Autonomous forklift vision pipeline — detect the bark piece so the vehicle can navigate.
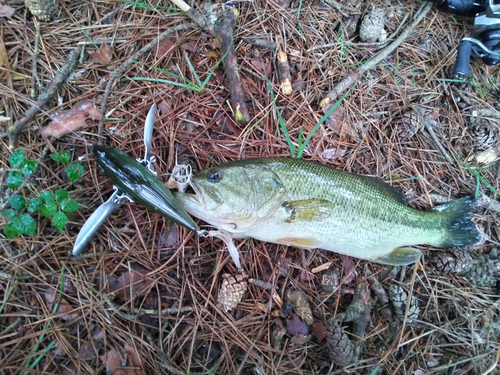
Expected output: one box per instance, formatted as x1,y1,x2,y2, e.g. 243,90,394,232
214,8,250,124
276,49,292,95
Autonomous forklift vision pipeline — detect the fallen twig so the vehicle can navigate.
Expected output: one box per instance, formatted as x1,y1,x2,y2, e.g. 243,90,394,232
323,0,357,18
321,2,433,108
31,21,42,98
424,120,455,165
168,0,214,35
97,23,195,143
215,8,250,124
276,49,292,95
8,45,83,149
366,268,389,304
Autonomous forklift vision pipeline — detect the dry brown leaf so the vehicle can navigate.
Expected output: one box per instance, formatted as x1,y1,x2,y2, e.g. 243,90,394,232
91,44,113,65
41,100,100,139
107,270,154,300
44,288,79,322
205,50,221,60
153,37,175,58
100,346,143,375
312,322,327,343
325,106,346,136
249,59,272,76
100,349,122,372
124,343,144,374
0,3,15,18
180,40,197,52
341,255,356,285
286,313,309,336
75,341,100,361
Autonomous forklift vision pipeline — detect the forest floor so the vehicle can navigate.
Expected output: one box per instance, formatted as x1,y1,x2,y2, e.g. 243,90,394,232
1,0,500,374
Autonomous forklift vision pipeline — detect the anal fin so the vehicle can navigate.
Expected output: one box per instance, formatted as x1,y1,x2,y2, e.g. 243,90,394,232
372,247,422,266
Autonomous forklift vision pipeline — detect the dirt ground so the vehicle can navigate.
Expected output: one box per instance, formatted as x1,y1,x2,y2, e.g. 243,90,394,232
1,0,500,374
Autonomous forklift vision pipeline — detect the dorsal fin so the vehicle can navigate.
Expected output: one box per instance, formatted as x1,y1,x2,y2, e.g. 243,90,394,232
364,176,407,204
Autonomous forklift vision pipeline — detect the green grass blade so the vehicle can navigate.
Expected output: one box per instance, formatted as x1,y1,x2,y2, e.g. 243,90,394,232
462,163,500,197
28,339,57,370
201,41,232,89
264,72,296,156
71,19,98,49
242,104,275,137
133,62,197,85
297,92,349,158
119,0,178,11
184,54,202,87
122,77,201,92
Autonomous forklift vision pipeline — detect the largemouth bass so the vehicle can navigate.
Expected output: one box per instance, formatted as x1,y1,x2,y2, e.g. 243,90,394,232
174,158,480,268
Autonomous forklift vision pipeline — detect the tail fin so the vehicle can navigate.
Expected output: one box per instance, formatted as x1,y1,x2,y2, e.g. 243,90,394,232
433,196,481,247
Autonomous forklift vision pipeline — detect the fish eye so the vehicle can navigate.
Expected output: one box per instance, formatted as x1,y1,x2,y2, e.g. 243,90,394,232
207,169,221,183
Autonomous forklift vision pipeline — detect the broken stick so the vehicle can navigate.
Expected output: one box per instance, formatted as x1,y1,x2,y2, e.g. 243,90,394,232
8,44,83,149
215,8,250,124
276,49,292,95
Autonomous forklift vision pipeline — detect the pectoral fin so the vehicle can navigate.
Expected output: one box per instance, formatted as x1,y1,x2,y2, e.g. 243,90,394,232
372,247,422,266
282,199,333,223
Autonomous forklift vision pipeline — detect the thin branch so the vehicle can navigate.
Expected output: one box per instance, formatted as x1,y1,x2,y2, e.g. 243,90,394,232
168,0,214,35
424,120,455,165
8,45,83,148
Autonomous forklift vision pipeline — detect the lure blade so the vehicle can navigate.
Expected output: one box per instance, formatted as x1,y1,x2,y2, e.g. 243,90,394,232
143,103,156,168
73,190,122,255
92,145,200,232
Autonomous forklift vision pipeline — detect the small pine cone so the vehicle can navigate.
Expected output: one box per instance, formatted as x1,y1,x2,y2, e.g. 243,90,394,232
359,6,385,43
325,320,354,367
25,0,58,21
321,269,341,292
467,117,497,151
430,250,474,274
389,285,419,323
286,289,313,325
396,109,425,139
217,271,248,312
464,251,500,287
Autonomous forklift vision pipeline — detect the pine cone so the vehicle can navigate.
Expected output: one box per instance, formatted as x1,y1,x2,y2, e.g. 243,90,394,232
217,271,248,312
467,116,497,151
389,285,419,323
325,320,354,367
25,0,58,21
430,250,473,274
359,6,385,43
286,289,313,325
321,269,341,292
464,249,500,287
396,109,426,139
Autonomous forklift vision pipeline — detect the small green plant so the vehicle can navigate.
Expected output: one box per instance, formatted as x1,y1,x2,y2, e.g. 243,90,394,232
126,51,227,93
3,150,84,238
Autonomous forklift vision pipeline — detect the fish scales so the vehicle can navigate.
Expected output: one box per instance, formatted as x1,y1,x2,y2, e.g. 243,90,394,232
242,158,444,260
